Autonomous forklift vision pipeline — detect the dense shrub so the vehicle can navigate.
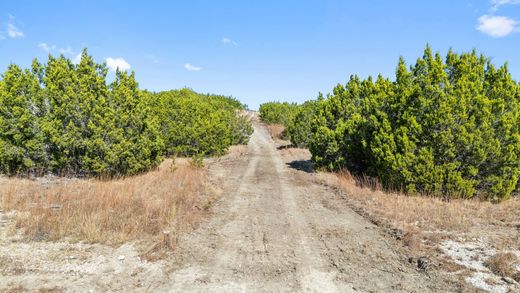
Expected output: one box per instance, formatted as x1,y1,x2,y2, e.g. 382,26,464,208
0,63,47,174
154,89,252,156
0,50,252,177
0,50,164,176
259,100,315,145
308,46,519,200
285,99,318,147
259,101,298,125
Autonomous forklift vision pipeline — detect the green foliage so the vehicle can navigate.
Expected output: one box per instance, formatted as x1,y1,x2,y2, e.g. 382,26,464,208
259,101,298,125
0,50,251,177
258,100,315,144
285,99,318,147
190,153,205,168
0,64,47,174
33,50,164,176
303,46,519,200
154,89,252,157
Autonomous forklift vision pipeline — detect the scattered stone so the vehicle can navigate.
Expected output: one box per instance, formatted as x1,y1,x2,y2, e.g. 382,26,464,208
50,204,62,210
502,277,515,284
118,255,125,261
417,257,430,271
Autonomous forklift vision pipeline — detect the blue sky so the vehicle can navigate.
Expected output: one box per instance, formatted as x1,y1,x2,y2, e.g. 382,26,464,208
0,1,519,109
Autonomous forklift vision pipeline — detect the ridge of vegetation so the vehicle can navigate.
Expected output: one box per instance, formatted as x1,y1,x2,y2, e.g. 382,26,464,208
260,45,520,200
0,49,252,177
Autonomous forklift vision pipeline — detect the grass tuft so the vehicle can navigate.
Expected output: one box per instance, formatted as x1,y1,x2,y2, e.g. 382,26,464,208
266,124,286,141
0,159,212,246
484,253,520,281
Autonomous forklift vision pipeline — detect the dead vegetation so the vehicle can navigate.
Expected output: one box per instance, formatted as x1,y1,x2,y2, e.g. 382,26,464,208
266,124,285,141
317,170,520,247
2,284,63,293
315,168,520,289
0,159,215,247
484,253,520,282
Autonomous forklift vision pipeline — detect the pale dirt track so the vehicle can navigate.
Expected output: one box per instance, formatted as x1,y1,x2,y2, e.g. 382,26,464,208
0,122,461,292
156,122,458,292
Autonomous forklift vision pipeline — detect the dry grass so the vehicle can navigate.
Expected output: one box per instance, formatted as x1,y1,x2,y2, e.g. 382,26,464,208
266,124,285,141
484,253,520,281
316,169,520,289
3,285,26,293
0,159,214,246
319,170,520,249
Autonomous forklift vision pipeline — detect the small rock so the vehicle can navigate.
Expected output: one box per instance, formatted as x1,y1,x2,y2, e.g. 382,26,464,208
502,277,515,284
69,255,76,260
417,257,430,271
118,255,125,261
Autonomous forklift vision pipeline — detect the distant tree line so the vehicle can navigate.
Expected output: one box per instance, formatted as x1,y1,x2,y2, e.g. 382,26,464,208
0,49,252,177
258,101,298,126
154,89,252,157
260,46,520,200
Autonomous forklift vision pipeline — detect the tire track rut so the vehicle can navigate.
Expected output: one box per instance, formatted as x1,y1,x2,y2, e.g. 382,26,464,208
160,122,456,292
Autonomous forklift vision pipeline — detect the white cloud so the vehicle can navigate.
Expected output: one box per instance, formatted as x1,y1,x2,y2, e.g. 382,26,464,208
59,47,74,55
73,53,82,65
7,15,24,38
38,42,55,52
222,37,238,46
184,63,202,71
477,14,518,37
106,57,131,71
490,0,520,12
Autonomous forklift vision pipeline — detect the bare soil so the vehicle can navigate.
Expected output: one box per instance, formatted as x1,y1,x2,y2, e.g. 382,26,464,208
1,122,465,292
155,122,462,292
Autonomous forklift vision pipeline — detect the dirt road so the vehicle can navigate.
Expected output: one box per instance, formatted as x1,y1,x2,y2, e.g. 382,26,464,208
1,122,459,292
157,122,457,292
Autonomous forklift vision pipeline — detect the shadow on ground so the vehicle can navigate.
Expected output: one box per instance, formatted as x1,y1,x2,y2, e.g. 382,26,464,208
286,160,314,173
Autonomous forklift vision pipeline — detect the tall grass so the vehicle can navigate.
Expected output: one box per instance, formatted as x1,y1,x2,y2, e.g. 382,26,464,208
0,159,212,245
320,170,520,249
266,124,286,141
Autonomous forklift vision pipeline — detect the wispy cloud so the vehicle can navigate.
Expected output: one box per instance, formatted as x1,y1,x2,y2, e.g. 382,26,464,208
222,37,238,46
39,44,84,58
59,47,74,55
7,14,24,38
106,57,131,71
477,14,518,37
490,0,520,12
38,42,56,52
184,63,202,71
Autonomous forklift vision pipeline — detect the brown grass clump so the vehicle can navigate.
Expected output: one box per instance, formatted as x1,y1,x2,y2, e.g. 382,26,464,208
3,285,27,293
484,253,520,281
267,124,285,141
0,159,213,246
324,170,520,249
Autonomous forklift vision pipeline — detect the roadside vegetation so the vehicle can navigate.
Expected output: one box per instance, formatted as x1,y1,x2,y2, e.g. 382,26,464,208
155,89,252,157
261,45,519,201
1,159,212,248
0,49,252,177
263,46,520,291
0,50,252,247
